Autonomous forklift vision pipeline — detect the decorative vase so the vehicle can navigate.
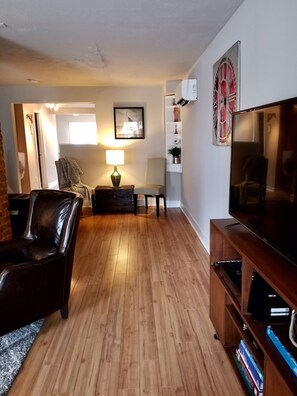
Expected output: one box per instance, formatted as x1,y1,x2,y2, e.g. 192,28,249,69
173,156,181,164
173,107,180,122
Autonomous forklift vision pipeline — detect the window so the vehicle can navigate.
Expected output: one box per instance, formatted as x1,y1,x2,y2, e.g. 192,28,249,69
69,122,97,145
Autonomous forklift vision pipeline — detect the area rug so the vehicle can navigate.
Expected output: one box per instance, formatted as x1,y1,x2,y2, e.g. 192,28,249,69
0,319,44,396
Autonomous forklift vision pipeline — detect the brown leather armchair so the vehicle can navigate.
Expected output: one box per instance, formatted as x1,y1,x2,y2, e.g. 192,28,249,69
0,189,83,336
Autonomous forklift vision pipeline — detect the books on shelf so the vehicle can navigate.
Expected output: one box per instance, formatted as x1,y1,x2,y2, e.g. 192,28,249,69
233,339,264,395
239,340,264,391
267,325,297,377
234,350,263,396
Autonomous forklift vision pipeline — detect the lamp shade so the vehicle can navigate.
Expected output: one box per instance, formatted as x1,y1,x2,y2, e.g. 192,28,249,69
106,150,125,165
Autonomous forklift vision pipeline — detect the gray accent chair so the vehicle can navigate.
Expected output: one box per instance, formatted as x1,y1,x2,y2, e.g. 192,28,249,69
134,158,166,217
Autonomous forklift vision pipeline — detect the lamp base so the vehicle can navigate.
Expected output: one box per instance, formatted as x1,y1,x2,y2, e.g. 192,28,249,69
111,166,121,187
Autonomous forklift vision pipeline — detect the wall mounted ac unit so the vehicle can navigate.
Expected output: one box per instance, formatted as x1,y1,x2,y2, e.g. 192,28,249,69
175,79,197,106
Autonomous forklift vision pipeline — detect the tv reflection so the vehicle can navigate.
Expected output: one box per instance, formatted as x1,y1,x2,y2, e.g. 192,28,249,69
229,99,297,266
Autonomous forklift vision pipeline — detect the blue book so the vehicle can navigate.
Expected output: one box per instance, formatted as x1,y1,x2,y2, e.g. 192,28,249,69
233,351,255,396
235,350,263,396
239,340,264,390
267,325,297,377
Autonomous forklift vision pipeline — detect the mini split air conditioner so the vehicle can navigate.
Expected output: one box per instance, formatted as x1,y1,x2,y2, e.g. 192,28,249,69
175,79,197,106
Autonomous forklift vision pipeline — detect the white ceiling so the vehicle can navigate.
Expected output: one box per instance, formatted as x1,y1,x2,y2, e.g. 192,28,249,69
0,0,244,87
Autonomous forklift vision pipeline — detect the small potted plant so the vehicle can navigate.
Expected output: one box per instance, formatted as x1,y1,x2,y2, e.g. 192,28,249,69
168,146,181,164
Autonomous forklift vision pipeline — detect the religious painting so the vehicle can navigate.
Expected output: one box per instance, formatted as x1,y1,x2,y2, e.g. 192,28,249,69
213,41,240,146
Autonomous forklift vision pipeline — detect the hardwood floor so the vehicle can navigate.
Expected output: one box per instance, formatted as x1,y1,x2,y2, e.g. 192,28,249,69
9,208,244,395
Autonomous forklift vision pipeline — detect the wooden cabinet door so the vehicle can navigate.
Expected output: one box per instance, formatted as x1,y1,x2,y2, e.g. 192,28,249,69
210,267,240,347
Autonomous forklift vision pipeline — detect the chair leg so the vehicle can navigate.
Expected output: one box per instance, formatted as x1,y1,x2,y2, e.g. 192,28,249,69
145,195,148,213
60,303,69,319
162,194,167,213
133,194,138,215
156,195,160,217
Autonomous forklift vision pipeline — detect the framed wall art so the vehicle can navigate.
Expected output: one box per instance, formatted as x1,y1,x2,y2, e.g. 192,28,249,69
114,107,145,139
213,41,241,146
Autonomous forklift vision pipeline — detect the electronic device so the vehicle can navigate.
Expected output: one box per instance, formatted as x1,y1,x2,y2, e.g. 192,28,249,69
248,272,291,322
229,96,297,267
214,260,242,304
214,260,242,291
175,79,197,106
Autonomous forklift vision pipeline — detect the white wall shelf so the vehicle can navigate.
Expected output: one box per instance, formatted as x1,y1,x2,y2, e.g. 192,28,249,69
165,94,182,173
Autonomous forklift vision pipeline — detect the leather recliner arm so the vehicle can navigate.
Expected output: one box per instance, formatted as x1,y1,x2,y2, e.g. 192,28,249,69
0,253,67,335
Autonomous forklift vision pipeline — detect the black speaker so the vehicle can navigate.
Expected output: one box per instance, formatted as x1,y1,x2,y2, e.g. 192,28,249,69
248,272,291,322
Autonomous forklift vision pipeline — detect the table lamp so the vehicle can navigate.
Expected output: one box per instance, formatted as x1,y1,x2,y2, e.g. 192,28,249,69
106,149,124,187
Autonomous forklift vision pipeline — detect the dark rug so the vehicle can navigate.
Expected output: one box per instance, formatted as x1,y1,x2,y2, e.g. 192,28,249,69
0,319,44,396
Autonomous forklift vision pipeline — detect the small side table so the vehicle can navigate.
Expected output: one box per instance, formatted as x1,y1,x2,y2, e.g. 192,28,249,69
92,185,134,214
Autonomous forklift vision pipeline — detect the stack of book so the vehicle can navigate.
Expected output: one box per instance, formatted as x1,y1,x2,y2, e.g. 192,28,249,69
233,339,264,396
266,325,297,377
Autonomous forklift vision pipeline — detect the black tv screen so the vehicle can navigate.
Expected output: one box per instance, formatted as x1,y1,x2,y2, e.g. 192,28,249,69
229,96,297,265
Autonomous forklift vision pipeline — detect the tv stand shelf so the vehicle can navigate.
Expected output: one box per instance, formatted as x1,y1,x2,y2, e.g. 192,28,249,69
210,219,297,396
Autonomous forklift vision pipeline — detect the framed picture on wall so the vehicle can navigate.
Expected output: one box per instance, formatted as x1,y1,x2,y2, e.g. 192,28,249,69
114,107,145,139
213,41,241,146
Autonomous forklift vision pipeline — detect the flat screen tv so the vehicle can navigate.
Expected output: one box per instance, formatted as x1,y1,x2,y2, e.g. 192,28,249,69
229,96,297,266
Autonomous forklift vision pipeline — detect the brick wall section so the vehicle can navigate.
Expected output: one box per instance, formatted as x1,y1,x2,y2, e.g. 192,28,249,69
0,126,12,241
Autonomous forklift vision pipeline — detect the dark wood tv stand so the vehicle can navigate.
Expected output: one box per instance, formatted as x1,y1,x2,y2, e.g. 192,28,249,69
209,219,297,395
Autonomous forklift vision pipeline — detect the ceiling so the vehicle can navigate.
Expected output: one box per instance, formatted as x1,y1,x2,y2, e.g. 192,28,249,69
0,0,244,87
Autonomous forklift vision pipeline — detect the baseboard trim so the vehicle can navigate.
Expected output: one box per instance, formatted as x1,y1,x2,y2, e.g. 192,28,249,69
180,204,209,253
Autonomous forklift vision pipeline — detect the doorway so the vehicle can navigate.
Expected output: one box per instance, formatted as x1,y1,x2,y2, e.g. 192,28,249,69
14,103,59,192
34,112,46,188
13,102,96,193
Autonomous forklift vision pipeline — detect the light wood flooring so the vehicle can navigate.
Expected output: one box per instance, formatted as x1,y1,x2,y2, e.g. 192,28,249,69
9,208,244,395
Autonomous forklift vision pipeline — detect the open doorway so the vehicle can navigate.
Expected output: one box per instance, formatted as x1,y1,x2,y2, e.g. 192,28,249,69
34,112,47,188
13,102,96,193
14,103,58,192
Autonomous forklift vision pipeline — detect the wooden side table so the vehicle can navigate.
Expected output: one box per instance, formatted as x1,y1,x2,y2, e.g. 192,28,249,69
92,185,134,214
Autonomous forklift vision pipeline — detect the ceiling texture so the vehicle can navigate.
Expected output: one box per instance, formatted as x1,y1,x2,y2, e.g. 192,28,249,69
0,0,243,87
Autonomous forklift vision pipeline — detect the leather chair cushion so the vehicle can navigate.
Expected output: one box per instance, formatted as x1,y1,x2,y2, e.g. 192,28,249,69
0,238,58,265
30,191,72,248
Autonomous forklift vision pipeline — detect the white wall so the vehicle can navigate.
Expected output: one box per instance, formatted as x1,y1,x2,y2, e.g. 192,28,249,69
181,0,297,250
